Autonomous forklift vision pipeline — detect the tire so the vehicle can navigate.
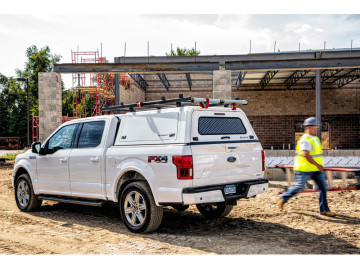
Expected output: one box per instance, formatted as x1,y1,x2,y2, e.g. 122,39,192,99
120,181,163,233
14,174,42,212
172,205,189,212
196,202,233,219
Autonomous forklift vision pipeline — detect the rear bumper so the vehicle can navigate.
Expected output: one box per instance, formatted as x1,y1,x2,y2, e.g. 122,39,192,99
182,179,268,205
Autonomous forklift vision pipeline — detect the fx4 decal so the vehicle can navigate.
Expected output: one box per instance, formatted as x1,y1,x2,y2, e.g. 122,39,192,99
148,156,168,163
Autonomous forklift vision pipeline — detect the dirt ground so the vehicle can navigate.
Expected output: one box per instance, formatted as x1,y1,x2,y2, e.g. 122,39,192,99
1,161,360,255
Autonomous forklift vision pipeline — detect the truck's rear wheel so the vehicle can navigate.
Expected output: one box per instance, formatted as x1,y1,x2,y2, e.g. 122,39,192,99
15,174,42,212
196,202,233,219
120,182,163,233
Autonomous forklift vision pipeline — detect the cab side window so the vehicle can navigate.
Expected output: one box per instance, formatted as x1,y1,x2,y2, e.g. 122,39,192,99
78,121,105,148
48,124,77,151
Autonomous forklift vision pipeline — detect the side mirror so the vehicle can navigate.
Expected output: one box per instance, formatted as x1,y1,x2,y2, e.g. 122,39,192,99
31,142,41,154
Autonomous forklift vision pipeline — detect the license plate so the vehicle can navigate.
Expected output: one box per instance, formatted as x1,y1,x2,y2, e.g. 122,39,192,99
224,184,236,195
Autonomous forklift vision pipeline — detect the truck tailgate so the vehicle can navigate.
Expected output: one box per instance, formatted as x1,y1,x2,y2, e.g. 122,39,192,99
190,109,263,187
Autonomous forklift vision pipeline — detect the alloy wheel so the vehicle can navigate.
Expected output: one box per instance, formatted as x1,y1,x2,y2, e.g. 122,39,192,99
17,180,30,208
123,191,147,227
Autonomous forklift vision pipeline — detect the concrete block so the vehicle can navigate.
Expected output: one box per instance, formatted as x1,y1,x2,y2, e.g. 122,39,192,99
338,150,355,156
328,150,340,157
264,150,277,157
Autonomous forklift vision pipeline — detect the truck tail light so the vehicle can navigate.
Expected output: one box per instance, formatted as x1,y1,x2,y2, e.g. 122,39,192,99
261,150,265,171
173,155,193,179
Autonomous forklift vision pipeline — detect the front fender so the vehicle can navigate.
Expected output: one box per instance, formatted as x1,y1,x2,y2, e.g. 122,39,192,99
108,158,159,204
13,158,38,193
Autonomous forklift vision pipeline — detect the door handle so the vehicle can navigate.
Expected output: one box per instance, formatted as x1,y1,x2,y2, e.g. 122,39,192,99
59,158,68,163
90,157,99,162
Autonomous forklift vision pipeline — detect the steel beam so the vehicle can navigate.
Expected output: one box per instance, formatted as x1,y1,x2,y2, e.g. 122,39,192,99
316,69,322,139
115,74,119,106
260,70,278,89
284,70,311,89
334,68,360,88
236,71,247,89
157,73,170,91
185,73,192,90
53,58,360,73
128,73,148,91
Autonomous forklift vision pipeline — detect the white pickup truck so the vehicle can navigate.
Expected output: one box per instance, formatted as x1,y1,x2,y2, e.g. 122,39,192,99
13,97,268,233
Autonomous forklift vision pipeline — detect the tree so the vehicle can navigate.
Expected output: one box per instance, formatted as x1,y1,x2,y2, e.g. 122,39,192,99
0,73,27,137
16,45,62,116
62,89,74,116
166,47,200,56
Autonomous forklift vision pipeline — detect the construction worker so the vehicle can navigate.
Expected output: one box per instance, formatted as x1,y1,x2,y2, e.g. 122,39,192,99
278,117,336,217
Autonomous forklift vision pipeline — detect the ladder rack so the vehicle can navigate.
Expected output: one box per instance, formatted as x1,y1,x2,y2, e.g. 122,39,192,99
102,94,248,112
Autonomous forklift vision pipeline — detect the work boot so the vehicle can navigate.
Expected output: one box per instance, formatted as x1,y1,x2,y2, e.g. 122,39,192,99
277,198,285,211
320,211,336,217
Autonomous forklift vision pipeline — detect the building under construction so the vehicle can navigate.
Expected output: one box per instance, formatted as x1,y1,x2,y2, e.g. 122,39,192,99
35,48,359,151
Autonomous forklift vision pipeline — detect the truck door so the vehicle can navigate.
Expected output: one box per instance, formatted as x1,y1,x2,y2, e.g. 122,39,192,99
36,123,78,195
69,120,106,199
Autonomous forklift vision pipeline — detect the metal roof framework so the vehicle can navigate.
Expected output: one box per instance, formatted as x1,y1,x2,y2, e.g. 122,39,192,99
54,49,360,91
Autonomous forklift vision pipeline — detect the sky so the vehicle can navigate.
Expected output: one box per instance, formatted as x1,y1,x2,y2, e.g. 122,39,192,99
1,1,360,89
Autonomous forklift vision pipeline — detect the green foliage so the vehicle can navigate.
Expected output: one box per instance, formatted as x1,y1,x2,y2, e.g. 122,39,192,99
16,45,62,100
0,74,27,137
166,47,200,56
62,89,74,116
0,45,62,141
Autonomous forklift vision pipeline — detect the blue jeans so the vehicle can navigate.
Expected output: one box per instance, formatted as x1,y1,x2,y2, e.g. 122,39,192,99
280,170,330,213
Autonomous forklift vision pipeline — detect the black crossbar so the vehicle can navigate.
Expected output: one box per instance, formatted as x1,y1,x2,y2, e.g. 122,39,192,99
102,95,192,111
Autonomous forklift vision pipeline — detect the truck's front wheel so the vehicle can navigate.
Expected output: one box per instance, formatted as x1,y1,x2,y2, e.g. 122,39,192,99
196,202,233,219
120,182,163,233
15,174,42,212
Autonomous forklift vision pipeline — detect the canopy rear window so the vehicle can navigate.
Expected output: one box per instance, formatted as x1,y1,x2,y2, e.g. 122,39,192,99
198,117,247,135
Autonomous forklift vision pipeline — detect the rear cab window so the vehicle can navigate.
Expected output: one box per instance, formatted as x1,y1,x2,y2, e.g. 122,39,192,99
198,117,247,135
77,121,106,148
191,110,255,143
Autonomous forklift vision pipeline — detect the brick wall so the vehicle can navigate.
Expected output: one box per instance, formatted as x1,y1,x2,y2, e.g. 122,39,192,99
249,114,360,149
232,82,360,149
119,82,145,105
232,82,360,116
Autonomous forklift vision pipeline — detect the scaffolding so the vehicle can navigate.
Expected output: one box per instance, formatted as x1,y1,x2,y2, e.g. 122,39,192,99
32,115,77,143
31,49,131,142
71,50,123,118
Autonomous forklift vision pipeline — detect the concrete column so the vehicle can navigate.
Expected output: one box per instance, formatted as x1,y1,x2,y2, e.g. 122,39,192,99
38,72,62,142
213,70,232,99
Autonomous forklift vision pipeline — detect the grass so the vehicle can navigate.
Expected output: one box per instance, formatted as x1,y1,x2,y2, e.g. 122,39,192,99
0,153,19,160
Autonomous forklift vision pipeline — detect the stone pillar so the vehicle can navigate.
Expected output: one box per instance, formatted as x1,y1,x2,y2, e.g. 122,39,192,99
213,70,232,99
38,72,62,142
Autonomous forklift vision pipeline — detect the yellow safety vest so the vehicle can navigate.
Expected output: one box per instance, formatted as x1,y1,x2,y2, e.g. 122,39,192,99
294,134,324,172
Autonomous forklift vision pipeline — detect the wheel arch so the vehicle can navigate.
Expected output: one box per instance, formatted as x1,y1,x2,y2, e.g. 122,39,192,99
13,166,31,188
114,169,158,205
